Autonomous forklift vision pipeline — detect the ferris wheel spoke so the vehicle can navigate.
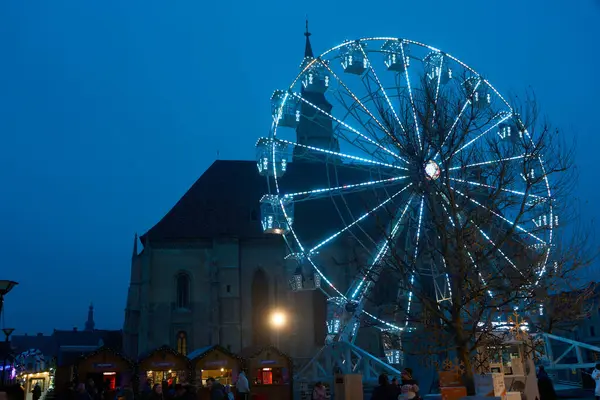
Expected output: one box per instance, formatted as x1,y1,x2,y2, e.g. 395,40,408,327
432,54,445,122
334,93,400,163
358,47,409,144
412,195,425,261
433,79,481,161
448,177,549,207
449,178,550,207
465,250,495,298
450,186,547,245
446,154,526,171
361,309,404,332
335,128,392,165
308,183,413,254
317,58,395,140
335,86,386,143
439,257,454,303
448,111,513,161
275,138,407,170
335,87,399,157
398,41,422,151
291,92,406,164
283,175,408,203
348,193,415,300
402,195,425,328
306,256,346,298
471,221,526,278
438,203,493,299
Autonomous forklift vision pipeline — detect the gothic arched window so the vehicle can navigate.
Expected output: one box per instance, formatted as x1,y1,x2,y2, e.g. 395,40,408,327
177,331,187,355
176,273,190,309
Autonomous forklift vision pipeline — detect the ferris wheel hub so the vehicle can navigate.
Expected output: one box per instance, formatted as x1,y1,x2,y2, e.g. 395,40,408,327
424,160,441,181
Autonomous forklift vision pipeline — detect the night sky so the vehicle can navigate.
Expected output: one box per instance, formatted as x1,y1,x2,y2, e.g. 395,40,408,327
1,0,599,334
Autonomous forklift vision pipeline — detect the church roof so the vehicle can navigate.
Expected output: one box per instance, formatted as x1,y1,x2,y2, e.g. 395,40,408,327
141,160,269,245
10,334,55,356
141,159,402,250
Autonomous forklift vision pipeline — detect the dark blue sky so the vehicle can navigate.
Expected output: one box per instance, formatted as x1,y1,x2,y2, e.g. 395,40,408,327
1,0,599,334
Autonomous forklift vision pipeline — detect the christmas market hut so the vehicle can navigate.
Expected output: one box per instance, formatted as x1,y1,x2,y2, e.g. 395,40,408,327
188,345,243,386
240,345,293,400
137,346,191,387
75,346,135,392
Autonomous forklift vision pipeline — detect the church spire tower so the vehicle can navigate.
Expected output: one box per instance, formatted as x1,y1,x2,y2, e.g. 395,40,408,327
294,20,340,161
304,19,313,58
85,303,95,331
132,233,138,260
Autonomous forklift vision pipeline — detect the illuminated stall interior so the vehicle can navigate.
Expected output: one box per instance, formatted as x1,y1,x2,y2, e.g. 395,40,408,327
200,367,231,386
188,345,242,387
76,347,135,392
14,349,52,400
18,371,51,400
138,346,190,386
247,350,290,385
238,346,292,400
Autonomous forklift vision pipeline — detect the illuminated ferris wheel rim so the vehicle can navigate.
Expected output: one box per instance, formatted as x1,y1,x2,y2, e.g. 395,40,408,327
290,37,512,109
266,36,554,334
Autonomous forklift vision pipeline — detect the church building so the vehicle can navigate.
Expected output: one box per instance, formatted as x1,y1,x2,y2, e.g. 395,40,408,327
122,27,385,362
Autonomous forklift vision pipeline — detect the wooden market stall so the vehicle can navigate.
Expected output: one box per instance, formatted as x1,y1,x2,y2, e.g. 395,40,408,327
188,345,243,400
189,345,243,386
75,347,135,393
240,346,292,400
137,346,191,387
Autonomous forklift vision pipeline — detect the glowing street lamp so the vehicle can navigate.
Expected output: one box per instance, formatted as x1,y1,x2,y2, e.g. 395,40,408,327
270,311,286,328
270,310,287,349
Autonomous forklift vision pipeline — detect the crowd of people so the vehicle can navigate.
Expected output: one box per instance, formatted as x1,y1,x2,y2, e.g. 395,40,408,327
310,368,419,400
136,371,249,400
59,370,251,400
32,362,600,400
368,368,420,400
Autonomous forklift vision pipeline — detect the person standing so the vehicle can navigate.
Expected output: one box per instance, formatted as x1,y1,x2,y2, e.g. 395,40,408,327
32,383,42,400
235,371,250,400
400,368,420,400
150,384,163,400
371,374,397,400
312,382,329,400
206,378,225,400
592,364,600,400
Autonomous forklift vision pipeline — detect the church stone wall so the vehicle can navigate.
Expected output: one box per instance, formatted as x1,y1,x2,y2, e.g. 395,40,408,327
238,238,285,349
126,237,328,359
123,234,383,362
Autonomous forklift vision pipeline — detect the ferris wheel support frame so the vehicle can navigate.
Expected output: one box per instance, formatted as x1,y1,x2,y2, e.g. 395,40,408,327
536,332,600,370
293,340,402,392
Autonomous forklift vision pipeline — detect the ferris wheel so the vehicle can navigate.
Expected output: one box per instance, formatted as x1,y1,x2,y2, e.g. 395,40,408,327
255,35,554,376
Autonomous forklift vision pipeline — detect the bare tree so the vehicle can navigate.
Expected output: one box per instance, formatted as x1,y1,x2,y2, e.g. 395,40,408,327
352,71,597,394
533,282,598,335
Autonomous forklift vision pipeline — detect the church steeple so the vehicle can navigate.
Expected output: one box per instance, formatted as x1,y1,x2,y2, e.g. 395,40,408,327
294,22,340,161
85,303,95,331
132,233,138,260
304,19,313,59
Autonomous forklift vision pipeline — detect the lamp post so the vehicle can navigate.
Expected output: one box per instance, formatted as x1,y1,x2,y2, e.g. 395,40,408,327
0,280,18,387
1,328,14,385
270,310,286,349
